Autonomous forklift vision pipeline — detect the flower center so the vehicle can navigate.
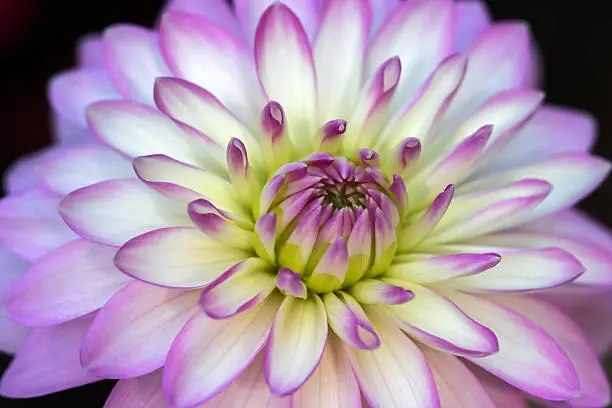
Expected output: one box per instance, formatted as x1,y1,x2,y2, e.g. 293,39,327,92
256,153,404,294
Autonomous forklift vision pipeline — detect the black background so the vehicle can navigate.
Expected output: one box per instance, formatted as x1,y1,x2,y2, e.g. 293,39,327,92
0,0,611,406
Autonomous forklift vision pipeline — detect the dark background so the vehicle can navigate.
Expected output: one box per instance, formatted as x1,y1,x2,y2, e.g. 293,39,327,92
0,0,610,406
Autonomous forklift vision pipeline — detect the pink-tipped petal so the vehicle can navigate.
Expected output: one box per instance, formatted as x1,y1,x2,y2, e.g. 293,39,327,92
323,292,380,350
115,227,249,288
445,290,580,401
5,240,129,327
292,334,362,407
345,305,440,408
80,282,200,378
387,282,499,357
264,295,328,396
59,179,191,247
275,268,307,299
308,237,349,293
0,188,77,261
163,294,282,408
350,279,414,305
255,3,317,152
188,199,253,249
0,316,99,398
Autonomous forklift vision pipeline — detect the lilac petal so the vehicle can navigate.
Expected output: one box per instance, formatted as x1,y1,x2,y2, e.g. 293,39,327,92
314,0,371,121
278,207,322,274
452,0,491,52
387,282,499,358
159,11,263,125
255,3,317,153
77,34,105,68
275,268,307,299
446,290,580,401
188,199,254,249
323,292,380,350
163,294,282,407
259,174,286,215
163,0,241,37
226,138,249,178
368,209,397,277
261,101,286,142
350,279,414,305
321,119,347,145
308,237,349,293
80,282,200,378
302,152,334,168
396,137,422,171
104,370,168,408
389,174,407,215
115,227,249,288
254,213,277,262
345,209,373,285
0,316,100,398
5,240,129,327
359,148,381,167
200,258,276,319
0,188,77,261
387,252,501,283
103,24,169,104
59,179,191,247
345,305,440,408
0,313,30,355
264,295,328,396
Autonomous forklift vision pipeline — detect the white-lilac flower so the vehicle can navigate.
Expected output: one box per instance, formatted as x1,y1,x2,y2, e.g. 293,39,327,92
0,0,611,407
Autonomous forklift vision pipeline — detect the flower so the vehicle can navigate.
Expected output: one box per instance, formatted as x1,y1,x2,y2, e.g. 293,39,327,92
1,0,611,406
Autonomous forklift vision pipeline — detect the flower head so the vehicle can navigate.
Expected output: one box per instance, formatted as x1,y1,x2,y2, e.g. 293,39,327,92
1,0,611,407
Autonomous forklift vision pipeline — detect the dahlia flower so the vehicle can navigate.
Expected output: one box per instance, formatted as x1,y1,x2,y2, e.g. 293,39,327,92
1,0,611,406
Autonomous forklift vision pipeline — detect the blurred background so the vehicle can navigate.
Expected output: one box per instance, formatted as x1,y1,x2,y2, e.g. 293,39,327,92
0,0,610,406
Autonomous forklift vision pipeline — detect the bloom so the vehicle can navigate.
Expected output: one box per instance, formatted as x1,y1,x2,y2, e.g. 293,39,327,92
1,0,612,406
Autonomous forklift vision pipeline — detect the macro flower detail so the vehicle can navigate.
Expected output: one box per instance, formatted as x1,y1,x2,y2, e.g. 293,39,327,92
0,0,611,407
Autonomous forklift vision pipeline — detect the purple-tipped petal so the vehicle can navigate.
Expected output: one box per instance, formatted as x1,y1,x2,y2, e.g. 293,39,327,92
278,207,322,273
396,137,422,171
323,292,380,350
350,279,414,305
259,174,286,215
254,213,277,262
275,268,307,299
368,209,397,277
261,100,285,142
308,237,349,293
302,152,334,168
345,209,373,285
322,119,347,142
263,295,328,396
226,138,249,178
359,148,381,167
389,174,407,215
276,188,317,232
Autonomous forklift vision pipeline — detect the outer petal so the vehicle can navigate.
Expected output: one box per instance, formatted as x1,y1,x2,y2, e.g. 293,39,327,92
459,153,611,221
37,144,134,195
386,282,498,357
421,347,496,407
0,246,30,353
160,11,264,126
345,306,440,408
104,370,168,408
314,0,371,122
255,4,317,153
115,227,249,288
201,356,291,408
452,0,490,52
0,314,30,355
0,188,77,261
49,68,120,126
86,100,209,166
163,0,241,36
292,334,362,408
492,295,610,407
103,25,170,104
367,0,454,107
444,291,580,401
264,295,328,396
59,179,191,247
77,34,105,68
482,382,529,408
81,282,200,378
162,294,282,408
0,316,99,398
4,240,130,326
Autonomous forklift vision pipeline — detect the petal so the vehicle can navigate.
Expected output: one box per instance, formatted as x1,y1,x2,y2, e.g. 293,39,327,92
77,34,105,68
162,294,282,408
115,227,249,288
444,291,580,401
421,347,496,407
367,0,454,106
386,281,498,357
386,252,501,283
86,100,209,166
264,295,328,396
0,244,29,299
452,0,490,52
0,312,30,354
59,179,191,247
5,239,129,327
345,305,440,408
468,231,612,287
37,144,134,195
446,248,584,293
314,0,371,122
200,356,291,408
104,370,168,408
0,188,77,261
0,316,99,398
255,4,317,153
323,292,380,350
81,281,200,378
3,150,47,193
163,0,241,37
492,295,610,407
292,334,362,408
49,68,120,126
481,379,530,408
160,11,264,126
103,24,170,104
477,106,597,174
